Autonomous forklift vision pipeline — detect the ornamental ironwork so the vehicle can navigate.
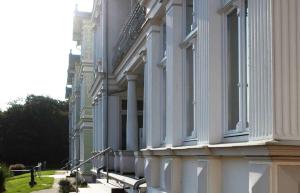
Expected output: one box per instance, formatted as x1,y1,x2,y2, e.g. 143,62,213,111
112,3,146,68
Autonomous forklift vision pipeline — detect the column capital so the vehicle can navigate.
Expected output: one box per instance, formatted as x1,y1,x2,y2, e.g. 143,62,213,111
166,0,182,13
125,71,138,81
146,25,161,40
94,96,98,104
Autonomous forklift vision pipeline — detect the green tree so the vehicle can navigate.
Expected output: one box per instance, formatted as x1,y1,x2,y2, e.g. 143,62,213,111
0,95,68,168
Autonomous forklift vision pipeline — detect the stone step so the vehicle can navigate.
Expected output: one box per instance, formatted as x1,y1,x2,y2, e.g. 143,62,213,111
98,171,146,192
71,182,124,193
89,183,124,193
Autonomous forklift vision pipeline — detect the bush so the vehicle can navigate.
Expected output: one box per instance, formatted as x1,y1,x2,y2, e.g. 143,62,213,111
59,179,75,193
0,170,5,193
71,175,87,188
0,163,10,193
69,172,76,177
9,164,25,171
0,164,10,178
79,180,87,188
9,164,26,176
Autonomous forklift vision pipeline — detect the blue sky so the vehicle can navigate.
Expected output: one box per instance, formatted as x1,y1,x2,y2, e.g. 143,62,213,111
0,0,92,110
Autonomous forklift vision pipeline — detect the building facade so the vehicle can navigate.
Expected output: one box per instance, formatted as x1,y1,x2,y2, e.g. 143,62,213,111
67,0,300,192
66,10,94,175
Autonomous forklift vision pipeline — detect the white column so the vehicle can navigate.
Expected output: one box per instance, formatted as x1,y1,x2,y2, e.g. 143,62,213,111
101,90,107,149
92,102,95,152
76,133,80,164
166,0,183,146
99,98,103,150
126,74,139,151
108,96,120,150
145,25,161,148
95,98,99,152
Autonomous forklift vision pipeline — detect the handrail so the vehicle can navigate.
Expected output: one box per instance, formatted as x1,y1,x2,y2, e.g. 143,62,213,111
133,178,146,192
60,160,72,170
70,147,112,193
70,147,111,171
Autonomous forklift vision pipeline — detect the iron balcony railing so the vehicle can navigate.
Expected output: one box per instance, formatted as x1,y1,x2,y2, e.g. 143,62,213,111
112,3,146,68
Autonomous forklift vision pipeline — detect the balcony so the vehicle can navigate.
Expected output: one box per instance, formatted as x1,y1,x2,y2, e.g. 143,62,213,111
112,3,146,68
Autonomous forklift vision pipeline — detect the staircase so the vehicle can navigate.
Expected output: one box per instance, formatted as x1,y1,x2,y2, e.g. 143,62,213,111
74,171,146,193
69,148,146,193
78,183,124,193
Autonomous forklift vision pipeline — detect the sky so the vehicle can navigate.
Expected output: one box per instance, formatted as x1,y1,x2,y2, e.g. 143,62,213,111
0,0,92,111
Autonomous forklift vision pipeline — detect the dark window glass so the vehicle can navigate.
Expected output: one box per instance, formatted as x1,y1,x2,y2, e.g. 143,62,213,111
186,45,194,136
186,0,194,35
137,100,143,111
121,114,127,150
122,100,127,110
227,8,239,130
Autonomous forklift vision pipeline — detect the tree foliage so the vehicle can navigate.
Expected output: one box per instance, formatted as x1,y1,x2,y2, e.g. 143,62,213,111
0,95,68,168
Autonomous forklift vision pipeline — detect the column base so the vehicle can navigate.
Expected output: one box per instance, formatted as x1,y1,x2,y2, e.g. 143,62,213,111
119,150,135,174
134,151,144,179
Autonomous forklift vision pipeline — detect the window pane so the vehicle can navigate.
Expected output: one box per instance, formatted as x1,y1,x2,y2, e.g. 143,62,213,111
186,0,194,35
121,114,127,150
162,67,167,141
138,114,143,129
163,21,167,57
246,0,250,127
227,8,239,130
137,100,143,111
121,100,127,110
138,115,143,148
186,45,194,136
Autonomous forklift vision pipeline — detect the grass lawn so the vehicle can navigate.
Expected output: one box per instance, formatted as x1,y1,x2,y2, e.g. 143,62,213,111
5,170,56,193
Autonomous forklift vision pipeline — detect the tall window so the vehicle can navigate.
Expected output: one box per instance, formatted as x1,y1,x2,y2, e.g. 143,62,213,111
227,8,239,131
182,0,197,139
223,0,249,134
161,67,167,142
185,45,195,137
162,19,167,57
185,0,195,35
159,18,167,143
121,100,127,150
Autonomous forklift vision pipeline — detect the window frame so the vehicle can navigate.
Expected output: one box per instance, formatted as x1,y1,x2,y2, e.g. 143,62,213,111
181,0,198,142
221,0,249,137
158,18,167,144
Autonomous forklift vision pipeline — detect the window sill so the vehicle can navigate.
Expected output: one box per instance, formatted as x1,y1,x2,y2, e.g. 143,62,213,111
158,56,167,68
180,27,198,49
223,131,249,143
224,131,249,138
183,136,198,146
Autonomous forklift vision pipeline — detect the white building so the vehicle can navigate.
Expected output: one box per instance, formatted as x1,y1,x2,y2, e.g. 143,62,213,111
66,10,94,177
67,0,300,192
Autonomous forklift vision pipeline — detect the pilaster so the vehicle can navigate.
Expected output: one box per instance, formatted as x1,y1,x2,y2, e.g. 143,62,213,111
145,25,161,148
108,95,120,150
272,0,300,140
248,161,272,193
126,73,139,151
248,0,273,141
165,0,183,147
144,156,160,189
161,157,181,193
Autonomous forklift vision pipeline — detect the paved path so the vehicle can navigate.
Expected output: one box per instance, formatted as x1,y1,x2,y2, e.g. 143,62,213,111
31,171,67,193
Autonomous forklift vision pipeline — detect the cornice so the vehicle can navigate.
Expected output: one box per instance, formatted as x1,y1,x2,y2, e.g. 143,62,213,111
141,140,300,158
